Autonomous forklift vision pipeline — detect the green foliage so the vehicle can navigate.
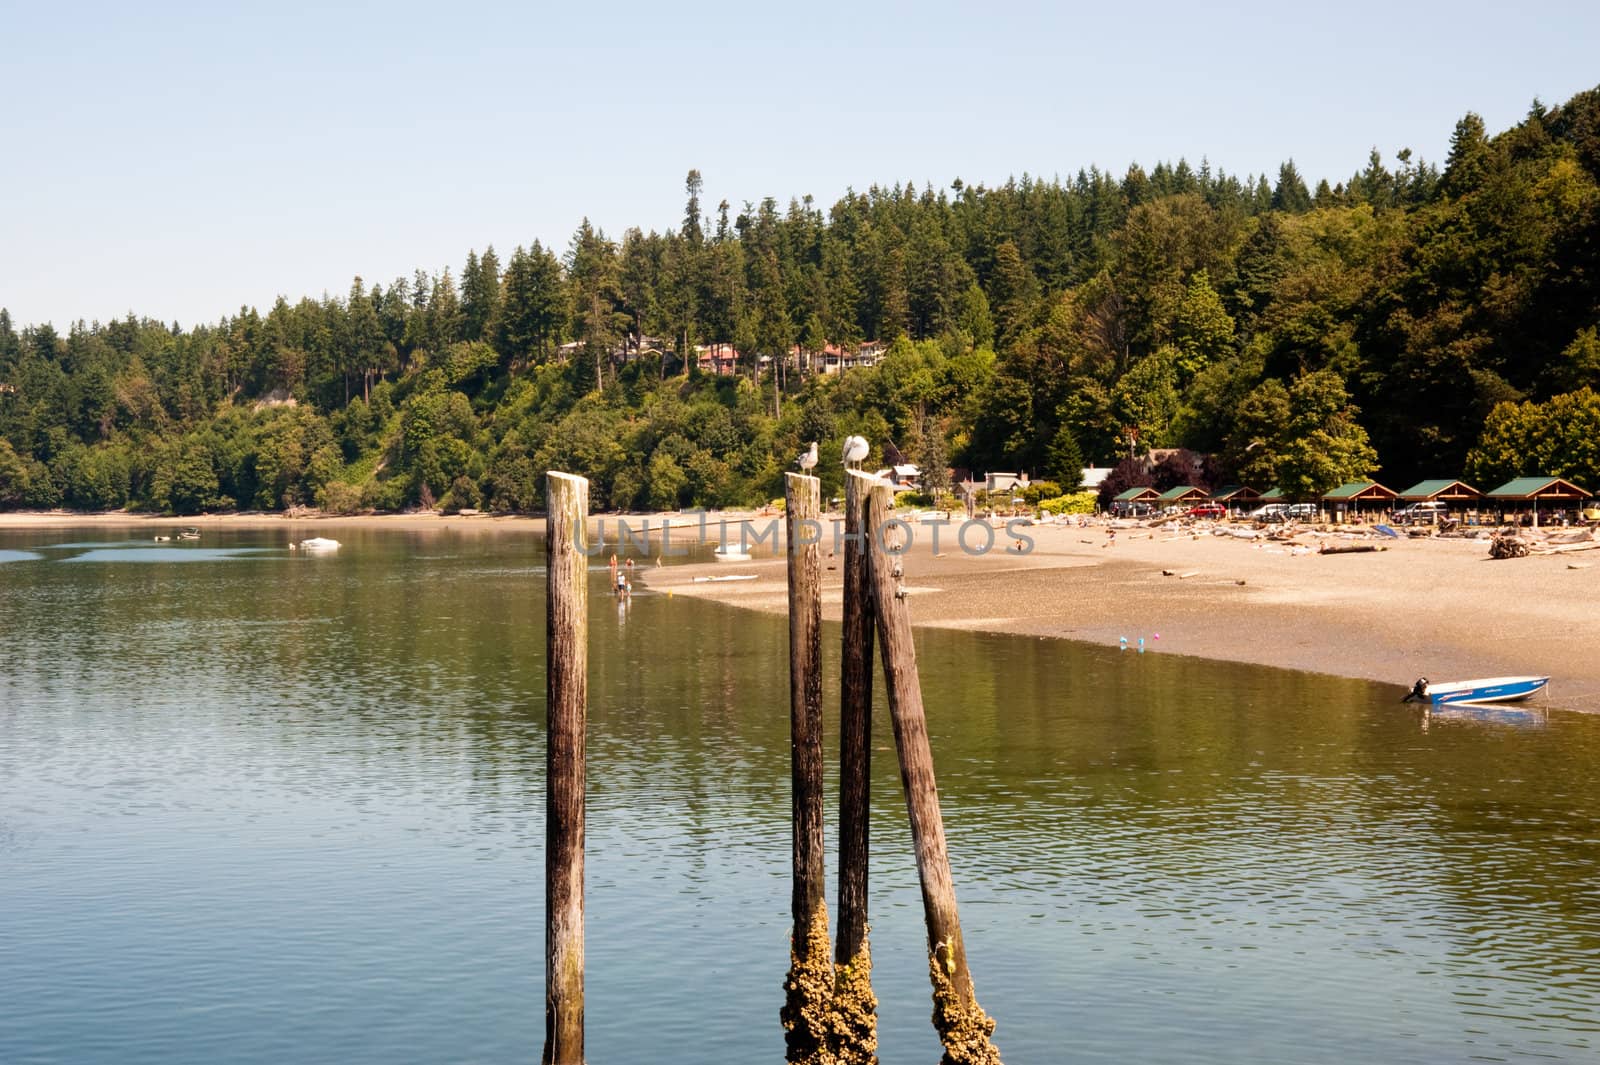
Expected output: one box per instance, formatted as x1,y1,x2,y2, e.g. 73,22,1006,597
316,481,364,514
5,88,1600,513
151,436,226,515
1465,387,1600,490
1039,491,1097,515
1019,481,1063,504
0,439,30,506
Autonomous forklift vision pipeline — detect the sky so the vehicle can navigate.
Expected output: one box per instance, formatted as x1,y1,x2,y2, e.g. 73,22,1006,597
3,0,1598,330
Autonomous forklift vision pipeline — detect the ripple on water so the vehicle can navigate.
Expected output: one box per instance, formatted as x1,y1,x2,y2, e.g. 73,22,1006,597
2,532,1599,1065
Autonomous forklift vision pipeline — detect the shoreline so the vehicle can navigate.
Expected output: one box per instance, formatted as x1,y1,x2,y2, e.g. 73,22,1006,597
6,509,1598,713
650,518,1600,714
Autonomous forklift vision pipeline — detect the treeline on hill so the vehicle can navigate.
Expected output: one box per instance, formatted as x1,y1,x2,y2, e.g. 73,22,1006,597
2,89,1599,516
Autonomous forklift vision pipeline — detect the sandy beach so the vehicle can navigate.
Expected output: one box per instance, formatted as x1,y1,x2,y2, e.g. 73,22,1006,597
650,515,1600,714
5,508,1597,712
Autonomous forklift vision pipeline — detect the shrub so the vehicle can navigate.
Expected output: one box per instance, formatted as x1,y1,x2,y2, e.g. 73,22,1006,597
316,481,364,515
1020,481,1063,504
445,474,482,513
361,478,408,513
894,490,933,508
1039,491,1098,516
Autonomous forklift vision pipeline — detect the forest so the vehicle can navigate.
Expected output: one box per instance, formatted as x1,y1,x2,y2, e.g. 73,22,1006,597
2,87,1598,515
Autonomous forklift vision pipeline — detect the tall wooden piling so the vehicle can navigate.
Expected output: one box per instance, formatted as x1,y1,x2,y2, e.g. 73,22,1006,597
545,472,588,1065
861,474,1001,1065
781,471,833,1063
833,470,879,1063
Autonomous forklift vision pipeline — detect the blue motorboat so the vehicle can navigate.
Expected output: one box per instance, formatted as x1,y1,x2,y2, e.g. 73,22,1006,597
1403,675,1550,707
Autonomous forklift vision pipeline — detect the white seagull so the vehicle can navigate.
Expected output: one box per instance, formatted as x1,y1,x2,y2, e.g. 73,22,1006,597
842,435,869,469
797,441,819,472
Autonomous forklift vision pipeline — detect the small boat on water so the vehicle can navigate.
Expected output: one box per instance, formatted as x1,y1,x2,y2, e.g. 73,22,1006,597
177,527,201,541
295,537,341,553
1403,675,1550,706
713,545,751,562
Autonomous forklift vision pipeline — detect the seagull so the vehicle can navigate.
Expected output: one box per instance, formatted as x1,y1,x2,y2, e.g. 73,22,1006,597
842,435,869,469
797,441,818,472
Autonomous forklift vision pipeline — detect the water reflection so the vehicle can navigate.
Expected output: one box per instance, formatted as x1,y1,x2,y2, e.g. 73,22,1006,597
0,527,1596,1065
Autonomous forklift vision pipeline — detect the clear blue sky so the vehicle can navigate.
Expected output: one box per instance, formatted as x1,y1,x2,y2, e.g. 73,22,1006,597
3,0,1596,330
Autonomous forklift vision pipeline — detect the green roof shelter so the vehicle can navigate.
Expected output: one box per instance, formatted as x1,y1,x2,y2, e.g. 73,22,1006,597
1487,476,1592,527
1323,480,1398,504
1399,479,1483,503
1211,485,1261,504
1112,486,1160,503
1259,486,1284,502
1322,481,1398,521
1156,485,1207,504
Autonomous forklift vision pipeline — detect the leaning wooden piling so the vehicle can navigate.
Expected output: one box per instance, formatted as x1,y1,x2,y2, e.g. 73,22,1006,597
545,472,588,1065
781,471,833,1064
858,471,1001,1065
832,469,879,1064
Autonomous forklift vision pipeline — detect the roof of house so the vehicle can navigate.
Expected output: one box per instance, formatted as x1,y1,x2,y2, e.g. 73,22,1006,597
1156,485,1206,501
1487,476,1593,500
1080,466,1114,489
1399,478,1483,501
1210,485,1260,501
1113,486,1159,501
1323,480,1398,501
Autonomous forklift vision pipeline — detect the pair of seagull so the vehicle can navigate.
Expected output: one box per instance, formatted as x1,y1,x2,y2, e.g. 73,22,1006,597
797,436,869,472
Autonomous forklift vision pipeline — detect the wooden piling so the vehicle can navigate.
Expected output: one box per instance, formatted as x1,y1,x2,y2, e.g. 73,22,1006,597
833,470,879,1063
545,472,588,1065
860,473,1001,1065
781,471,833,1064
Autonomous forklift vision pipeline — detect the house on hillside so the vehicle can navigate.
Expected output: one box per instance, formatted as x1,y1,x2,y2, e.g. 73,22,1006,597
884,464,921,490
695,343,742,376
789,340,887,375
985,472,1030,494
1080,466,1113,492
1144,448,1207,477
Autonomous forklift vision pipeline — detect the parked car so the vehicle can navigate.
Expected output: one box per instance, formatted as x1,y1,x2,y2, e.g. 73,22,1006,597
1111,500,1154,517
1186,503,1226,519
1394,501,1448,525
1249,502,1317,522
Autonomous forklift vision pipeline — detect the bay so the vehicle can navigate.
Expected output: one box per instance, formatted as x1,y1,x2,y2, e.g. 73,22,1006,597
1,528,1597,1064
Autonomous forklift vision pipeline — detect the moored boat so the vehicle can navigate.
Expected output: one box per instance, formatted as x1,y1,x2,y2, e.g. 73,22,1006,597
712,545,751,562
296,537,341,552
1403,675,1550,706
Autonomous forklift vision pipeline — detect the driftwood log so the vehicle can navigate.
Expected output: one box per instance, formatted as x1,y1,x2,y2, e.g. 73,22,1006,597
1490,535,1531,560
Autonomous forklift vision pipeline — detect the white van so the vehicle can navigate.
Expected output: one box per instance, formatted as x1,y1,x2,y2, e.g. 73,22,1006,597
1394,501,1448,525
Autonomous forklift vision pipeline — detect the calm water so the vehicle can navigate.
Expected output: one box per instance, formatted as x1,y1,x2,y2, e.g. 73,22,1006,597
2,528,1598,1064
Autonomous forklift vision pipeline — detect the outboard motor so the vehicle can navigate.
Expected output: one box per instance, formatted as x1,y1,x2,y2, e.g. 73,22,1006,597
1402,677,1429,704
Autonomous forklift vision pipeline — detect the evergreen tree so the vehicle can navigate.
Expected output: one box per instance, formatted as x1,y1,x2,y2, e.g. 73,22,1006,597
460,247,502,343
1271,160,1312,212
